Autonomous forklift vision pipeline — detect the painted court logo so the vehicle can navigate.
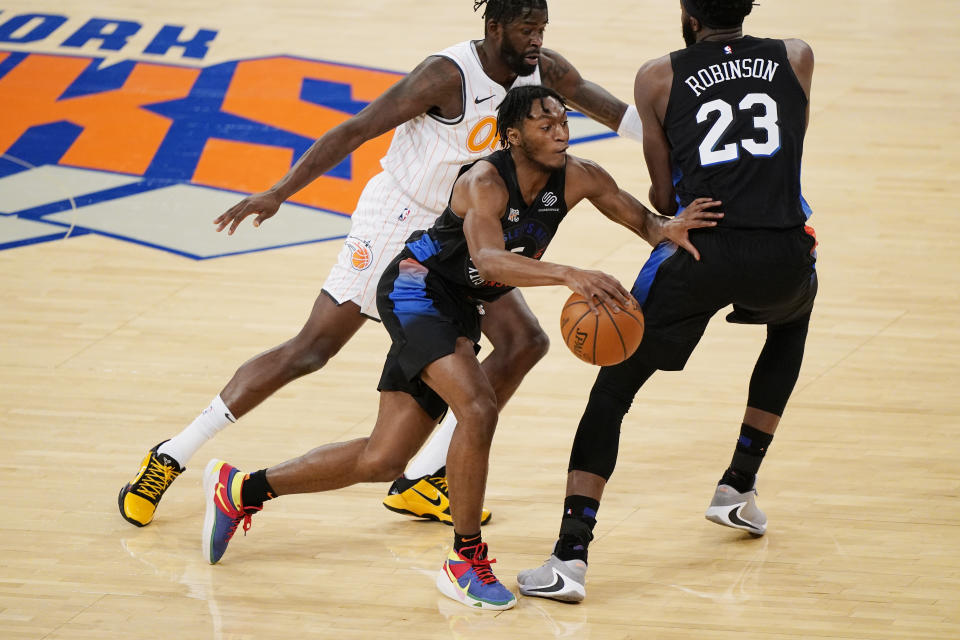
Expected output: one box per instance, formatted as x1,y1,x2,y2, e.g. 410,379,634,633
0,11,615,259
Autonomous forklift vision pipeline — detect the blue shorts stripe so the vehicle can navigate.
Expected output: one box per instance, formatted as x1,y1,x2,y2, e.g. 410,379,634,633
407,232,441,262
631,242,678,306
389,258,438,322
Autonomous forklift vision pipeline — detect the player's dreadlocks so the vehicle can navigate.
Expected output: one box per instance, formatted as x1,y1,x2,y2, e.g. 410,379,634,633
496,85,565,148
474,0,548,25
683,0,756,28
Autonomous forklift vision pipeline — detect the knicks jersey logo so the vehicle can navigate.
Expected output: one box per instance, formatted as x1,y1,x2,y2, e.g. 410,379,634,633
346,237,373,270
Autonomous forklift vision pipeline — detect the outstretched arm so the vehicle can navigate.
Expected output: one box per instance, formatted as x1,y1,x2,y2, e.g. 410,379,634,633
539,49,642,141
214,56,462,234
566,157,723,261
455,163,632,312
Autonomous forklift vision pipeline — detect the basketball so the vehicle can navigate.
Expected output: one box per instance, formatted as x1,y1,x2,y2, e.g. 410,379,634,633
560,292,644,366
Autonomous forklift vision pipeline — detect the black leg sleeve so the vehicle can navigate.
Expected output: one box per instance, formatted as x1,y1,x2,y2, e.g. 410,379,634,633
747,313,811,416
567,350,657,480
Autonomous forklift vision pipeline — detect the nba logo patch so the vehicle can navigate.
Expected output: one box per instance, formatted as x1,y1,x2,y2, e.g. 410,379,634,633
346,237,373,271
723,45,733,55
398,207,411,221
508,207,520,222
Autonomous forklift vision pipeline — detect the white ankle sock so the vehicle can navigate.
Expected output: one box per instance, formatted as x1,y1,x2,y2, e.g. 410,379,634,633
157,395,236,468
403,411,457,478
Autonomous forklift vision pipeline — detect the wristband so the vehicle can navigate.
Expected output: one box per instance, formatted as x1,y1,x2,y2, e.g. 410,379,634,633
616,104,643,143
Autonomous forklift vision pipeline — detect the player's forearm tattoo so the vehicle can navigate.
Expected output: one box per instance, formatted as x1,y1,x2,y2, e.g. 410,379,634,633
573,82,627,130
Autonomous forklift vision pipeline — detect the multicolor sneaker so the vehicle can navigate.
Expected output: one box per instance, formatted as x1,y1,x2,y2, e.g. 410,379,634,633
517,554,588,603
202,459,260,564
705,483,767,536
436,543,516,610
383,469,491,526
118,441,183,527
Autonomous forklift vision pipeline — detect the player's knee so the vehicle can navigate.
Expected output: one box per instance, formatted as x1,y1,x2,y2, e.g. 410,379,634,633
498,322,550,368
454,394,499,441
358,442,407,482
283,335,343,377
587,385,634,418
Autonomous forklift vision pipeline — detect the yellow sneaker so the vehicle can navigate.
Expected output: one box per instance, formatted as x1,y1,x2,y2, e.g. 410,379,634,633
383,470,491,526
118,441,183,526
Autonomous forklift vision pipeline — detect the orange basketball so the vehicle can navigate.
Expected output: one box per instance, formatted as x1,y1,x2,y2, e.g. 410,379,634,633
560,292,644,366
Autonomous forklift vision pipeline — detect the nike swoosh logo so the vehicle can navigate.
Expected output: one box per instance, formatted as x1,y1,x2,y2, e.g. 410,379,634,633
726,504,753,529
224,412,236,423
526,569,566,593
474,95,494,104
412,487,444,507
214,482,237,514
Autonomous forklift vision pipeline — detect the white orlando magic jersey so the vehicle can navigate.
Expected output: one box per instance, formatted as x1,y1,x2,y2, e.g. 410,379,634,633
380,40,542,214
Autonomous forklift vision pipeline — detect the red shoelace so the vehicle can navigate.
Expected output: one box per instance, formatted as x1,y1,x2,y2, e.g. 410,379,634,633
459,543,498,585
225,506,262,540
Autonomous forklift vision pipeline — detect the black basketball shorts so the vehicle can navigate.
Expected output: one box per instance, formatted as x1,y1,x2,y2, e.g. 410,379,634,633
375,250,483,420
630,225,818,371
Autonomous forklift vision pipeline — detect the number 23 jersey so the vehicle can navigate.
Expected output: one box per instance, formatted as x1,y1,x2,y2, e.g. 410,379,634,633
665,36,808,229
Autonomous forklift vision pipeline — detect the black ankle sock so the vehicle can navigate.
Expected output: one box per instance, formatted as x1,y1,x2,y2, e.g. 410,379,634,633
720,424,774,492
454,531,482,558
553,495,599,563
240,469,276,510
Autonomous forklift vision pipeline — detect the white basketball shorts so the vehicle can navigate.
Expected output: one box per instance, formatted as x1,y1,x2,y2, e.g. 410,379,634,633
321,171,441,320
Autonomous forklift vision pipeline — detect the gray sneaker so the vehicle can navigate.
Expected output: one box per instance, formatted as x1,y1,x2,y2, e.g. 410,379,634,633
517,554,587,603
705,484,767,535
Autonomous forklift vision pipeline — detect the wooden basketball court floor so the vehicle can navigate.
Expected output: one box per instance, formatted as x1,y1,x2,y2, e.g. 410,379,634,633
1,1,958,638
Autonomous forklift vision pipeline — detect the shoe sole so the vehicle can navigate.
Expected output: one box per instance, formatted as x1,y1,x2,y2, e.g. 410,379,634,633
381,502,492,526
435,570,516,611
117,485,150,528
517,582,585,603
201,458,221,564
704,504,766,536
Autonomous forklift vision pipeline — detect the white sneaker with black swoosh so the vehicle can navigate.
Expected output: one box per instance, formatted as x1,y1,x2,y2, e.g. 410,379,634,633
516,554,587,603
705,484,767,536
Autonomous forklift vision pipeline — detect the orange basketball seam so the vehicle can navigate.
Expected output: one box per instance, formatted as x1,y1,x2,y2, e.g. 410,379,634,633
591,312,598,364
599,303,627,362
563,306,594,345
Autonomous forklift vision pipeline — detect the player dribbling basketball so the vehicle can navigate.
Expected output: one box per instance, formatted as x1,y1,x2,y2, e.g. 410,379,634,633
199,85,721,611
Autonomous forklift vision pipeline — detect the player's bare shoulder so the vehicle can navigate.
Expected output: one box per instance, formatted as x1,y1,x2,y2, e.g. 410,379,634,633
783,38,814,64
782,39,814,96
451,159,509,214
563,154,616,204
398,54,467,119
635,53,673,94
538,48,580,93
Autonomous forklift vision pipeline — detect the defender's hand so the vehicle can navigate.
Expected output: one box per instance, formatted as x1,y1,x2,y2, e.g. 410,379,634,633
662,197,723,261
214,191,284,235
565,268,636,315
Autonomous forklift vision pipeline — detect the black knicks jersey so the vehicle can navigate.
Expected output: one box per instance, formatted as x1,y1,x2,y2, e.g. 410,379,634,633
402,148,568,302
665,36,809,229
